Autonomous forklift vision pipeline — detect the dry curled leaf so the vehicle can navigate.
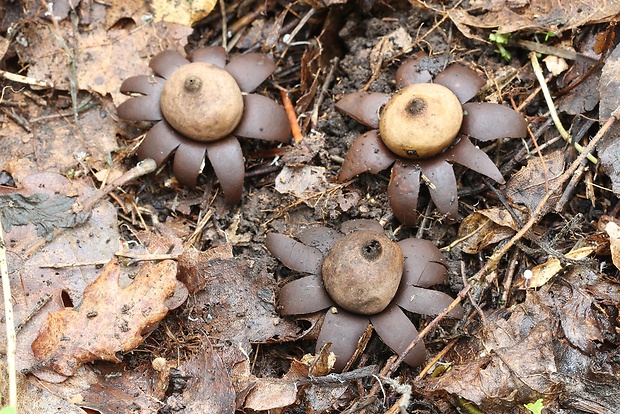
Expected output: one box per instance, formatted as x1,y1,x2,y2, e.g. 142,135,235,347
457,207,522,253
604,221,620,270
32,259,177,376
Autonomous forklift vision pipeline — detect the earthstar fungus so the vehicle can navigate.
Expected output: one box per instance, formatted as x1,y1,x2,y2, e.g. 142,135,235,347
336,52,528,225
118,47,292,204
266,219,463,372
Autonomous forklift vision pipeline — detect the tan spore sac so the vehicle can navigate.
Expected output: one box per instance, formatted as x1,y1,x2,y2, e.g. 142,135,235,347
160,63,244,141
321,230,404,315
379,83,463,159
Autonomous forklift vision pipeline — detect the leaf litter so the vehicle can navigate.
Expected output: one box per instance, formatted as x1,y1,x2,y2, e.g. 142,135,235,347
0,0,620,413
32,258,177,377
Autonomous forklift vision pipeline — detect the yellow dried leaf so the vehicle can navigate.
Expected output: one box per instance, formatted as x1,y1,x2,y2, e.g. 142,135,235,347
525,245,596,289
604,221,620,270
152,0,217,26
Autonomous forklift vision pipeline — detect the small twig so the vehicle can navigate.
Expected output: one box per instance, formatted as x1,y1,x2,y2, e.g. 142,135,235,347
482,177,523,227
310,57,339,131
415,201,434,239
114,252,179,262
525,123,550,192
278,88,303,143
15,293,51,334
219,0,227,50
515,39,598,64
29,100,99,123
0,213,17,408
185,209,213,249
39,260,109,269
1,107,31,132
0,69,54,88
529,52,597,164
22,90,47,106
554,118,597,211
461,260,485,325
212,0,275,47
278,7,316,63
416,338,457,379
80,158,157,213
294,365,376,386
500,248,520,305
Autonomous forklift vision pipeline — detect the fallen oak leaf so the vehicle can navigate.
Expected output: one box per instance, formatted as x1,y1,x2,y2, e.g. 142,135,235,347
32,258,178,377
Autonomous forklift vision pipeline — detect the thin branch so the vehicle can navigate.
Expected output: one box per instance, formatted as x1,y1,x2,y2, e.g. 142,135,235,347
0,214,17,408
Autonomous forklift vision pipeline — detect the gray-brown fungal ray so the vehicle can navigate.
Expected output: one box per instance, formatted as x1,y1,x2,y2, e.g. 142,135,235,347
395,51,432,88
266,220,463,372
335,54,528,225
335,91,390,129
118,47,292,204
336,130,396,182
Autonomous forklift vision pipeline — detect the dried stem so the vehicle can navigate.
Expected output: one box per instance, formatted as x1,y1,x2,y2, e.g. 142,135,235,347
0,70,53,88
0,216,17,409
530,52,598,164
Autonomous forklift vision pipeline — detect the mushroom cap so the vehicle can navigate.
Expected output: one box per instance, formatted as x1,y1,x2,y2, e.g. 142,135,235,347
379,83,463,159
321,231,404,315
160,62,244,142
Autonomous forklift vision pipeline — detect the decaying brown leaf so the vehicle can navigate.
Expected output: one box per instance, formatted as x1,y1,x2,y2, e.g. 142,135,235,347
428,292,561,411
44,362,165,413
456,207,522,254
17,19,192,105
598,42,620,195
428,268,618,413
538,273,605,354
0,98,120,184
0,173,120,381
32,258,177,376
505,151,565,216
174,339,235,414
243,360,307,411
427,0,620,40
